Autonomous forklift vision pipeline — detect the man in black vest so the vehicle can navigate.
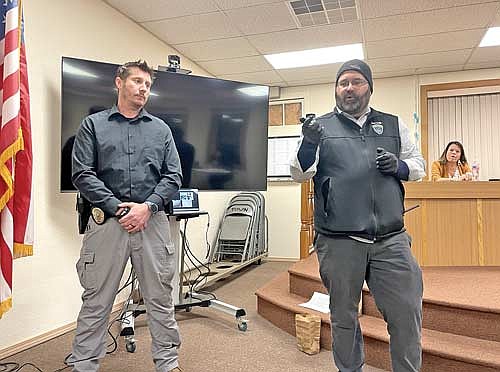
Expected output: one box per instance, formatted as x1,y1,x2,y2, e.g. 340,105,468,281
290,59,425,372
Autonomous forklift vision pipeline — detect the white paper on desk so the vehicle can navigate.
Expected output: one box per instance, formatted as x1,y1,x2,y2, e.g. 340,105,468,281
299,292,330,314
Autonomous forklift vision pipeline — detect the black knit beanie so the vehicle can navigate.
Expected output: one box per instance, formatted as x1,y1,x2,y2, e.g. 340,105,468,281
336,59,373,93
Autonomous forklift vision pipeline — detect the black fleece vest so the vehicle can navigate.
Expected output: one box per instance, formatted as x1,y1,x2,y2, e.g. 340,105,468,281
312,109,405,240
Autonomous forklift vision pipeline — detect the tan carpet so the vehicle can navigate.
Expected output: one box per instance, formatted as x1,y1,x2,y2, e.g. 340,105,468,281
1,261,386,372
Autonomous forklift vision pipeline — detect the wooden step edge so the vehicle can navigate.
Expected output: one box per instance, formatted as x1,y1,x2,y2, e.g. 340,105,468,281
360,315,500,369
255,272,331,323
288,267,323,282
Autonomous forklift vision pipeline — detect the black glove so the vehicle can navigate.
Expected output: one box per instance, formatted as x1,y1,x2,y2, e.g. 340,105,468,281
301,114,323,145
376,147,399,175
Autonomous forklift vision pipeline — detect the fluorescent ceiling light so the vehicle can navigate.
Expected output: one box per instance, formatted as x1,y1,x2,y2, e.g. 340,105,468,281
237,86,269,97
265,43,364,69
479,27,500,47
63,64,98,78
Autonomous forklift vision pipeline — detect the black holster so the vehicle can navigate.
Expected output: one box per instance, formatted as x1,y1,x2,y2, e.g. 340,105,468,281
76,193,91,234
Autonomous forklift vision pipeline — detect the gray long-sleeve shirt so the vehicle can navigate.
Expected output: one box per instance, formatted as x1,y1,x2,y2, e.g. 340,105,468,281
72,105,182,215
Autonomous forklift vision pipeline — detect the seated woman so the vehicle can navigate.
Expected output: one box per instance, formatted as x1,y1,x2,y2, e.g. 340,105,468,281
431,141,472,181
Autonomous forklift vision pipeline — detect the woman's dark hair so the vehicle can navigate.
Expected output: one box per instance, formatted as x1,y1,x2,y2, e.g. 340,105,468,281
438,141,468,165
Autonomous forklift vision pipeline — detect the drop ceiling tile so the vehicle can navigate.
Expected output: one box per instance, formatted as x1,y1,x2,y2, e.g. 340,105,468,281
198,56,273,75
468,45,500,64
276,63,343,81
142,12,242,44
363,3,498,42
104,0,219,22
365,29,485,59
358,0,492,19
465,61,500,70
369,49,472,73
218,70,283,85
285,77,337,86
224,2,297,35
415,64,467,75
247,21,362,54
373,69,420,79
213,0,284,10
491,9,500,26
173,38,259,61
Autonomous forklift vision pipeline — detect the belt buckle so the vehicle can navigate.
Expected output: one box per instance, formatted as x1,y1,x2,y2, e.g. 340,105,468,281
91,207,106,225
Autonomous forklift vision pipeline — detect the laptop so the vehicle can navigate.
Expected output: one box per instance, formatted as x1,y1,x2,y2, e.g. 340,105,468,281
170,189,200,215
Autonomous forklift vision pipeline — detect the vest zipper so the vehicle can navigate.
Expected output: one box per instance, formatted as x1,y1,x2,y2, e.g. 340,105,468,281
362,126,377,239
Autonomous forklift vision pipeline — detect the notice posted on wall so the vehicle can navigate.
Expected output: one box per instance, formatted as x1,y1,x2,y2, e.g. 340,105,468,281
267,136,300,179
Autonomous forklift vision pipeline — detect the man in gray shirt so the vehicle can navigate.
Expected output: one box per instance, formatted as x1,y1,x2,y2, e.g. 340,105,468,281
291,60,425,372
69,60,183,372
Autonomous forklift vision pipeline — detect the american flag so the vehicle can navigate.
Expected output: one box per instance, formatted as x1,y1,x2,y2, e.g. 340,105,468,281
0,0,33,319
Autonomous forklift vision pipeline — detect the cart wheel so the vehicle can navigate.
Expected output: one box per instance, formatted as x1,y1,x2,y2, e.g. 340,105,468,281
126,341,136,353
185,306,191,313
238,320,248,332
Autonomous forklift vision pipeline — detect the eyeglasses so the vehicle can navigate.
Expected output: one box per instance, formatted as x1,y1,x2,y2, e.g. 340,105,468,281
337,78,368,89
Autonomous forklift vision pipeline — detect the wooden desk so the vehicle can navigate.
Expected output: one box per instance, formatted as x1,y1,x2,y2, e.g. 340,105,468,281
404,182,500,266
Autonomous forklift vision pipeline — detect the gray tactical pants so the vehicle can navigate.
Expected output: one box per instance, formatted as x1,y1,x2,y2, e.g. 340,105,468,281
69,212,180,372
315,231,422,372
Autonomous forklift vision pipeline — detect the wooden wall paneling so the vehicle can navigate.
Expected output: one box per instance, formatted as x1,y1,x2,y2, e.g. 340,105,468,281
481,199,500,265
421,199,428,265
477,199,484,266
424,199,479,266
404,198,424,263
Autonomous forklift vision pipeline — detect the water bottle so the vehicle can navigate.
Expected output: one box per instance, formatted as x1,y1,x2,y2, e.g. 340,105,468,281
472,161,479,181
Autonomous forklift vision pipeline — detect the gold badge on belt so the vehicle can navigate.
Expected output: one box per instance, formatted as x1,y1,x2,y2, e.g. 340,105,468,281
91,207,106,225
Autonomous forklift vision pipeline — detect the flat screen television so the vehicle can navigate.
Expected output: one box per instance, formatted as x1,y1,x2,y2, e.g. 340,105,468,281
60,57,269,192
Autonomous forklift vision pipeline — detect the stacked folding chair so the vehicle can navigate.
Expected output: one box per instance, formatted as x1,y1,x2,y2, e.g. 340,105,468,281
211,192,268,263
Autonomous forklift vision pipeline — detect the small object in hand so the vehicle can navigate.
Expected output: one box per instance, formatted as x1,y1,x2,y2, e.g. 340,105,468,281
118,207,130,219
300,113,316,126
301,113,323,144
376,147,399,175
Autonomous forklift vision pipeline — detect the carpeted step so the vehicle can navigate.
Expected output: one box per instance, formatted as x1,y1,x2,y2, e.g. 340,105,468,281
287,255,500,338
288,254,326,298
255,272,333,350
256,271,500,372
289,254,500,344
361,315,500,372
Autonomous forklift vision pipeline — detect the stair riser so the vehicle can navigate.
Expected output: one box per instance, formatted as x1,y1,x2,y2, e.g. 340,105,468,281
363,292,500,342
364,335,500,372
289,272,327,298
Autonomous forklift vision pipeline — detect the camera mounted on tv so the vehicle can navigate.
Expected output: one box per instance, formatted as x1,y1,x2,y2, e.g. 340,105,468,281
158,55,192,75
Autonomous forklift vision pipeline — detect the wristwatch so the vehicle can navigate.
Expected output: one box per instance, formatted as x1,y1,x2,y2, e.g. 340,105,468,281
145,201,159,214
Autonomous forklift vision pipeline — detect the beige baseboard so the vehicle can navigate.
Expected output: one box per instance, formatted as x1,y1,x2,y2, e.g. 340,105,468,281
264,257,299,262
0,301,125,360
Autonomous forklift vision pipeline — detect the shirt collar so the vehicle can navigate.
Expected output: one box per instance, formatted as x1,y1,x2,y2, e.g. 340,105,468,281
336,106,371,127
108,105,153,123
